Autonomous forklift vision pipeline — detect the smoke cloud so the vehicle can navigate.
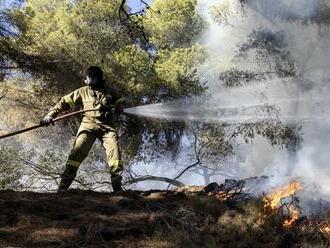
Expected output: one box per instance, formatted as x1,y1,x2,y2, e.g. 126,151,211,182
127,0,330,213
196,0,330,213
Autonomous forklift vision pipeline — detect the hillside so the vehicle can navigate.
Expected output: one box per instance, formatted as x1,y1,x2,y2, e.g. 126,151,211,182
0,187,329,248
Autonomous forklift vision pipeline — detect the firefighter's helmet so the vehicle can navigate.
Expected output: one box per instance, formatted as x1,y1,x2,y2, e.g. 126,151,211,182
84,66,103,85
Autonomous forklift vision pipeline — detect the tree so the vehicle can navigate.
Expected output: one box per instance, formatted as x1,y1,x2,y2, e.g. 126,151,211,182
144,0,205,49
0,0,315,191
206,0,326,176
0,142,25,190
0,0,208,190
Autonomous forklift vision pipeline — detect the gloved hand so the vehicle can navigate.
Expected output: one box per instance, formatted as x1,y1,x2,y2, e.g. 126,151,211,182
99,105,113,119
99,105,113,113
40,114,54,127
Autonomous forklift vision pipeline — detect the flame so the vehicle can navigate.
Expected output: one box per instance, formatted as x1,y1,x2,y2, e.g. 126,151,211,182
212,191,230,201
283,205,300,228
263,181,302,228
320,225,330,234
263,181,302,210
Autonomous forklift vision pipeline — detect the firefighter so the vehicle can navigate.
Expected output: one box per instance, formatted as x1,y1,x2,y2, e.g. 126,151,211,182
40,66,124,192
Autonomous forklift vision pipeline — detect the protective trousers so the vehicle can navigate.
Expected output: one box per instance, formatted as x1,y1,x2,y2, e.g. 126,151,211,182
58,120,123,192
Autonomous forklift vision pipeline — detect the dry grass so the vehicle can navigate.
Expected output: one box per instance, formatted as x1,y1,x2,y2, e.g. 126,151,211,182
32,227,79,241
0,189,329,247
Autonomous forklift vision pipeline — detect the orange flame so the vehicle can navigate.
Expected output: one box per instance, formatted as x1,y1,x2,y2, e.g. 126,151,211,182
263,181,302,210
320,225,330,234
263,181,302,228
283,205,300,228
213,191,230,201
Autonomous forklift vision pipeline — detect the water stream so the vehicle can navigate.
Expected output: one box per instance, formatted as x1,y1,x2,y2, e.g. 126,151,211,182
124,80,328,124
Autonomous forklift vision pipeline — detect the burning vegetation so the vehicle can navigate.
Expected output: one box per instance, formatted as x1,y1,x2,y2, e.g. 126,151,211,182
1,178,330,247
263,181,302,228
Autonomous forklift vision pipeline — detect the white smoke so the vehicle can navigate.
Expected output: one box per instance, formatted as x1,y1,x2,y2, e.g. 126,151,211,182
247,0,319,20
195,0,330,211
125,0,330,211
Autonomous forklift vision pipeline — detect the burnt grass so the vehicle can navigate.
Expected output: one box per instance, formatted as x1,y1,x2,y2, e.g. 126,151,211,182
0,189,329,248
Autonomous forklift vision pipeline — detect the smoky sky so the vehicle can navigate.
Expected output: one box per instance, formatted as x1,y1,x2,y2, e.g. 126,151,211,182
194,0,330,208
127,0,330,205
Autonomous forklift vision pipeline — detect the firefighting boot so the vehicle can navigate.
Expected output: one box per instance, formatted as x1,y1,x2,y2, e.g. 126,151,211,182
111,174,123,193
58,165,78,192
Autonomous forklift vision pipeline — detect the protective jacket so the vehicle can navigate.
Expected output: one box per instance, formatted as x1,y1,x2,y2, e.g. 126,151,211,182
48,83,117,127
47,82,123,191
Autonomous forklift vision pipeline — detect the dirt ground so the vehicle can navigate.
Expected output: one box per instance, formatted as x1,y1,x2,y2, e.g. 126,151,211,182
0,189,329,248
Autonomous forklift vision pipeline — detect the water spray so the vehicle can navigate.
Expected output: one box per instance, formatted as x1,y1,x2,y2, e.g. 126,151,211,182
123,83,328,124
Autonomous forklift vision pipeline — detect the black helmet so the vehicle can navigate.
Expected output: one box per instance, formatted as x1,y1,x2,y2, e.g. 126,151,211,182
84,66,103,85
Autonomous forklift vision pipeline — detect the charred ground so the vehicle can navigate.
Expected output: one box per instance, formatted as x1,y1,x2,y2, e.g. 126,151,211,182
0,188,329,248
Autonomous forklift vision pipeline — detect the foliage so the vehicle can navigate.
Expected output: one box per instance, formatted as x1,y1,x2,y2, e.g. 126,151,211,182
219,69,266,87
210,5,302,150
0,144,23,190
0,0,207,181
314,0,330,23
191,123,233,162
3,0,206,98
144,0,205,49
231,121,303,148
154,45,206,97
6,0,125,88
0,0,311,190
209,0,245,26
237,29,296,78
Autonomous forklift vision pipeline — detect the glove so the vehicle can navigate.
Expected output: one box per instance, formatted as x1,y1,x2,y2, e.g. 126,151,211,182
99,105,113,120
40,114,54,127
99,105,113,113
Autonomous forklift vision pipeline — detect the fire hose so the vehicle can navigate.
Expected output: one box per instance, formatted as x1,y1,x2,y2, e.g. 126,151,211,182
0,108,100,140
0,96,130,140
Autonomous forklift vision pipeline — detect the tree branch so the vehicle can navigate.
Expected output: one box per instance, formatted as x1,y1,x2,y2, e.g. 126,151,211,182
125,175,184,187
170,160,200,184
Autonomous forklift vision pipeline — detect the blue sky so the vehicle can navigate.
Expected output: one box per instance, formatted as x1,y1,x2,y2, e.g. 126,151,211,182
128,0,152,12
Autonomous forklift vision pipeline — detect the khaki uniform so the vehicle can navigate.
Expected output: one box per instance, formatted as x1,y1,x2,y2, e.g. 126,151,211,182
47,84,123,190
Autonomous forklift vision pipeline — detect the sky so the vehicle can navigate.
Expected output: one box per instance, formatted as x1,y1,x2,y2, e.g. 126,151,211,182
1,0,14,9
127,0,152,12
